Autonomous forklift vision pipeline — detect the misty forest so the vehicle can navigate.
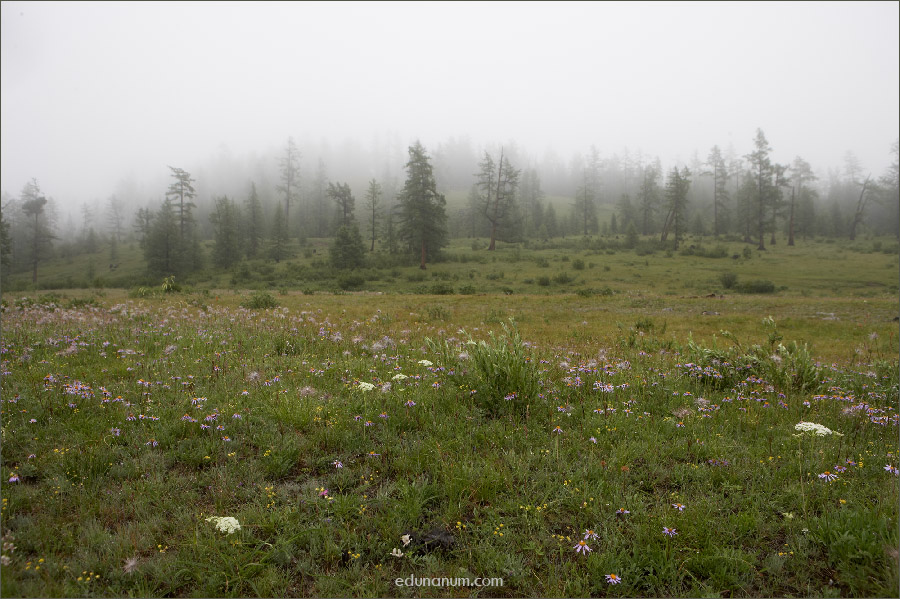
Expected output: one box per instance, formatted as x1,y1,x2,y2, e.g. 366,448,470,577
1,131,898,290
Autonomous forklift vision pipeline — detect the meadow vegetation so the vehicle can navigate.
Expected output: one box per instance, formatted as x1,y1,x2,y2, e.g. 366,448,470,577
0,236,898,597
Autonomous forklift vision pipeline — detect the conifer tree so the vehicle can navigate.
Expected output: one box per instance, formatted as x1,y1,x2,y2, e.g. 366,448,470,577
396,142,448,269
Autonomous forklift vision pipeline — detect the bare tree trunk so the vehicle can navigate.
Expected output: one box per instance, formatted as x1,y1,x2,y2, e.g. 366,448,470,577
788,187,795,246
488,149,504,251
420,240,426,270
849,175,871,241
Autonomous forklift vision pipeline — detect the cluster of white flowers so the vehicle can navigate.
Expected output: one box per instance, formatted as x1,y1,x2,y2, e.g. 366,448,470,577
391,373,408,381
794,421,838,436
418,359,433,367
357,382,376,392
205,516,241,534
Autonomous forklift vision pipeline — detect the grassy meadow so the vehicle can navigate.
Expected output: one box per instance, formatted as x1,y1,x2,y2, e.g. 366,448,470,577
1,235,898,597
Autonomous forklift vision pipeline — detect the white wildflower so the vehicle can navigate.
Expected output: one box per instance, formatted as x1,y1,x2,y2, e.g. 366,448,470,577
401,534,412,547
390,548,404,558
391,373,408,381
794,421,840,436
418,359,433,367
205,516,241,534
357,382,376,392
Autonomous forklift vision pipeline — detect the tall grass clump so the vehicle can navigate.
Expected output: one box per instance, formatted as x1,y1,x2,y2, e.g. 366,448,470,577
462,320,541,418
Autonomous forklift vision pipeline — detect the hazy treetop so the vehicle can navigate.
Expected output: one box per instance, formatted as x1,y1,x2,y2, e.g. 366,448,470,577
2,1,898,205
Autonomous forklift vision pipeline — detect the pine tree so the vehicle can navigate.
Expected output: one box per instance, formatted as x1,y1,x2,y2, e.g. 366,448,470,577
244,182,264,258
20,178,55,284
476,149,521,249
396,142,448,269
327,182,355,229
144,198,179,277
268,202,291,263
660,167,691,249
277,137,301,237
745,129,774,250
363,179,382,252
706,146,729,236
166,167,196,241
330,224,366,269
210,195,242,269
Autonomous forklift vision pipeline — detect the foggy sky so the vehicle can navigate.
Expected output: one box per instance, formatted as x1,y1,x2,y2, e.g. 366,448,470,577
2,0,898,208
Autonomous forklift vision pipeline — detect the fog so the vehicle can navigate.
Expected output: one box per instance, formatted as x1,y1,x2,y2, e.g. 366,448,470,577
2,1,898,214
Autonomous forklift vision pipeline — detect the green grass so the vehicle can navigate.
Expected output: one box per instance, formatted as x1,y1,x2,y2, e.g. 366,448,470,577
4,233,898,301
0,286,897,597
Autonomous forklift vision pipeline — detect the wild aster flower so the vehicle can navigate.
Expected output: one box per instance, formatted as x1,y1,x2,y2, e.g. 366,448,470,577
672,503,685,511
573,540,592,554
110,427,121,436
616,508,630,515
367,451,380,457
200,424,210,430
29,419,36,423
663,527,678,537
145,439,158,447
8,473,19,483
354,415,362,421
241,390,249,396
589,437,597,444
846,459,857,466
833,465,847,473
884,464,899,475
364,421,374,427
675,421,685,428
232,413,242,419
606,574,622,585
333,460,343,468
222,436,231,442
583,529,599,540
405,400,416,408
318,488,329,497
818,471,838,482
379,412,388,419
552,426,563,434
205,516,241,534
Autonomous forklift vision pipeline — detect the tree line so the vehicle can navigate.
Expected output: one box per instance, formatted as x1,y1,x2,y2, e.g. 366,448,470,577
1,131,898,285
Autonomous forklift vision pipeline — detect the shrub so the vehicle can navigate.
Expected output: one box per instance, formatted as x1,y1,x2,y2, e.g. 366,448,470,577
241,290,279,309
572,259,585,270
537,276,551,287
458,285,477,295
337,274,366,291
553,272,574,285
464,321,541,419
719,272,738,289
735,279,775,294
430,283,455,295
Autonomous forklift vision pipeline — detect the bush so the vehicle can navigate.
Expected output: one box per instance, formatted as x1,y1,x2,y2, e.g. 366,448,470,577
553,272,574,285
241,290,279,309
337,274,366,291
735,279,775,294
458,285,477,295
572,259,585,270
430,283,455,295
464,321,541,419
719,272,738,289
536,276,551,287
